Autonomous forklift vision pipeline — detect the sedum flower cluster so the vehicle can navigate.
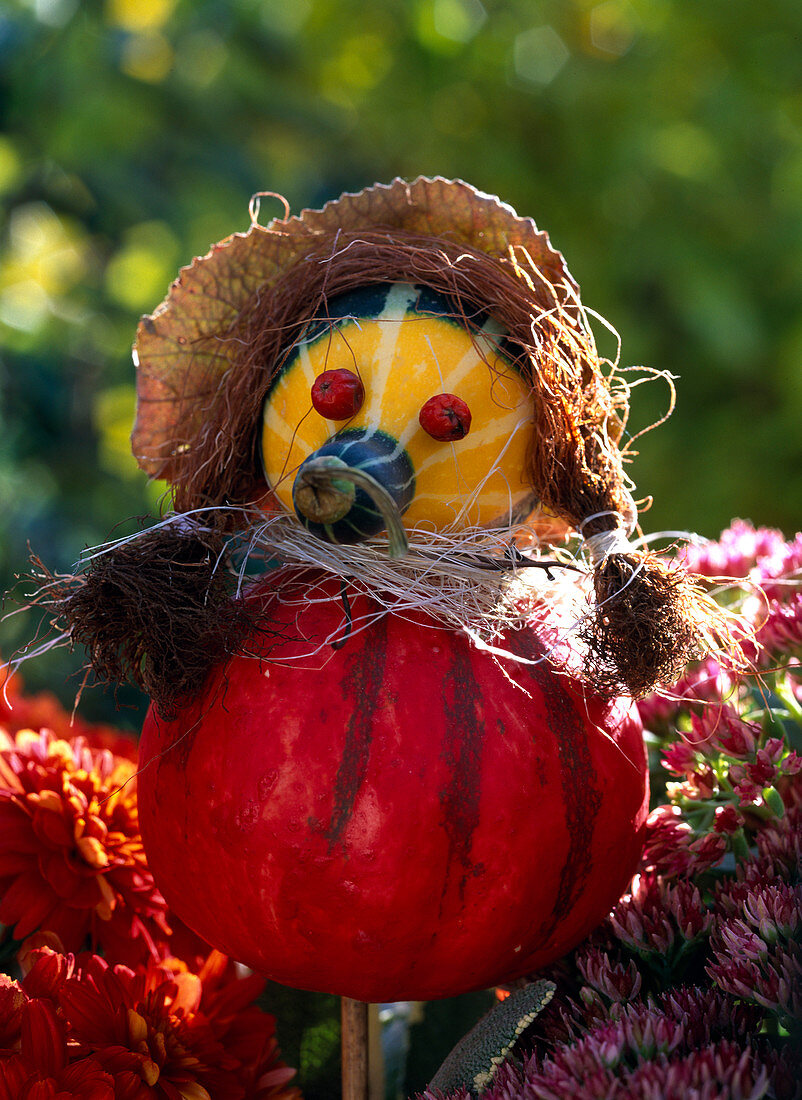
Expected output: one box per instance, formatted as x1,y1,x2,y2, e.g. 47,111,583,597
425,522,802,1100
0,667,299,1100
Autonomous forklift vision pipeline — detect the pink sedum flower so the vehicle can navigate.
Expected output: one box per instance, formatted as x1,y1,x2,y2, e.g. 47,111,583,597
753,532,802,600
689,705,760,758
607,875,713,957
709,870,802,1023
713,804,745,835
756,594,802,658
679,520,787,580
662,741,700,777
638,659,738,730
575,946,643,1004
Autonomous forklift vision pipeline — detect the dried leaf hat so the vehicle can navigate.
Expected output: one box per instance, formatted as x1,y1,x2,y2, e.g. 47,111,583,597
32,177,739,713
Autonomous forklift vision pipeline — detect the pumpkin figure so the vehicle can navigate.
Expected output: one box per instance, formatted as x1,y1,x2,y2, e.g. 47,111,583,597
138,572,648,1002
25,178,739,1002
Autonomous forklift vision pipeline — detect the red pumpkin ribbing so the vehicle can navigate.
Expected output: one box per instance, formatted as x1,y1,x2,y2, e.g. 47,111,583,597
137,572,648,1002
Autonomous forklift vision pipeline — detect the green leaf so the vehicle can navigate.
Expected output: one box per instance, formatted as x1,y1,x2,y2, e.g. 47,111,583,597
428,981,555,1095
763,786,786,818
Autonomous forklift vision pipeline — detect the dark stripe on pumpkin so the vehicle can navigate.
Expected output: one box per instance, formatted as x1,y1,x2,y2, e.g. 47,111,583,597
325,611,388,847
438,641,484,901
505,630,603,941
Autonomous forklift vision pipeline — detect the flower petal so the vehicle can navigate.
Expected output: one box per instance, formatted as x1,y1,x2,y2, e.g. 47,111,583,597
21,998,67,1077
0,870,57,939
0,852,35,876
0,808,40,853
32,806,75,849
60,1058,116,1100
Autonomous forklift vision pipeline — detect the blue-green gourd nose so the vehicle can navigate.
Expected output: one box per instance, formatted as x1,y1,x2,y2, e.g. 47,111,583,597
291,429,415,556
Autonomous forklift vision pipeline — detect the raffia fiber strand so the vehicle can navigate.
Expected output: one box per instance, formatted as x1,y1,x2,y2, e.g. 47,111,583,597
150,229,740,698
231,513,571,637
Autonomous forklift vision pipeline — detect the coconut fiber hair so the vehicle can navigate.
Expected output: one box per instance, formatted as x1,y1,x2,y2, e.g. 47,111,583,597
28,178,742,711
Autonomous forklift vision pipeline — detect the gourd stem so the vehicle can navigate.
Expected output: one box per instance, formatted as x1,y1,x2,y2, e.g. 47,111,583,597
341,997,369,1100
295,459,409,559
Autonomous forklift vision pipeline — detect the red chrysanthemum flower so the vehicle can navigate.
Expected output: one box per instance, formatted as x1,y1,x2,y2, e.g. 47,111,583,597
0,726,169,964
0,972,26,1054
0,969,114,1100
53,949,298,1100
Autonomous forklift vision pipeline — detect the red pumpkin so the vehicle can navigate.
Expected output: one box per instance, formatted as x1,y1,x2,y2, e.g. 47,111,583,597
137,572,648,1002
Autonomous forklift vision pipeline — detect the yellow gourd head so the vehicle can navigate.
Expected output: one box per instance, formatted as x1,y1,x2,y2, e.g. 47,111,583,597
261,282,539,548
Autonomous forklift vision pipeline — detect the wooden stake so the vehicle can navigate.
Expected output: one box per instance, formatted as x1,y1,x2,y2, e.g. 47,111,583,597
341,996,370,1100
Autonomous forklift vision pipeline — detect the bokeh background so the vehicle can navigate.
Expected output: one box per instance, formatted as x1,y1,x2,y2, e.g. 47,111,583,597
1,2,801,1094
2,0,802,699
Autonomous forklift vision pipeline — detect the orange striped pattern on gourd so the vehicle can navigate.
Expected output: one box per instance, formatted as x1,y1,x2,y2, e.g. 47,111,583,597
261,283,538,533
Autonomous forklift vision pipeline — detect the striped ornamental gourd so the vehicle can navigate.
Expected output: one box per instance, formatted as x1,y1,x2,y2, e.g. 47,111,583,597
260,282,550,543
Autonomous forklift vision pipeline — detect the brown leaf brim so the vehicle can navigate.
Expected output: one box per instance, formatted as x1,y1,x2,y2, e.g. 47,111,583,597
131,176,576,481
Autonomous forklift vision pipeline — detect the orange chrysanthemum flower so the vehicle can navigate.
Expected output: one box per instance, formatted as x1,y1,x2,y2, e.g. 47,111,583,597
19,946,298,1100
0,726,169,964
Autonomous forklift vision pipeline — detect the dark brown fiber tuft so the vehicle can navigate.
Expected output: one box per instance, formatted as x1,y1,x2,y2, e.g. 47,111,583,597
581,551,744,698
23,525,275,718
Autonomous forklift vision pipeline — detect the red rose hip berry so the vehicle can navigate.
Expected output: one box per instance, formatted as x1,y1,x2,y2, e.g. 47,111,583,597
419,393,472,441
311,369,365,419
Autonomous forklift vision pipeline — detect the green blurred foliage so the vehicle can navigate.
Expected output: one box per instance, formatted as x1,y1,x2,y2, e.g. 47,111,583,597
1,3,800,1090
1,0,801,706
259,983,342,1099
